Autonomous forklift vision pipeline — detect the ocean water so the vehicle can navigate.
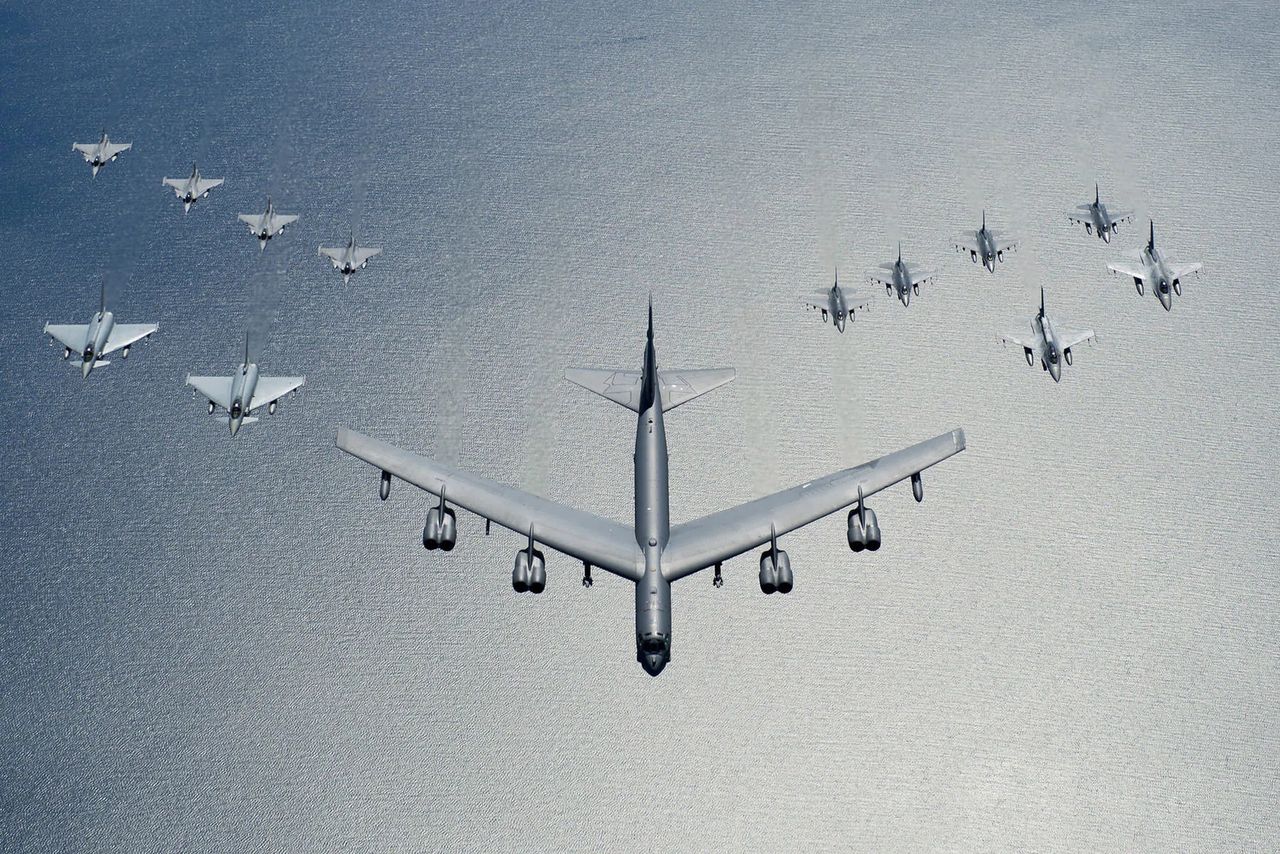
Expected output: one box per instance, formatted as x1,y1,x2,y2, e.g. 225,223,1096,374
2,1,1278,850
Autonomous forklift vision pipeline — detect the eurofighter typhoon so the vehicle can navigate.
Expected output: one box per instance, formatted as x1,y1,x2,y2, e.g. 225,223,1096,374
336,303,966,676
43,284,157,378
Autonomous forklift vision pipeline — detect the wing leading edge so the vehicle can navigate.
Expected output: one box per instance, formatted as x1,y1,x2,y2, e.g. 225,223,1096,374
661,429,966,580
336,428,643,581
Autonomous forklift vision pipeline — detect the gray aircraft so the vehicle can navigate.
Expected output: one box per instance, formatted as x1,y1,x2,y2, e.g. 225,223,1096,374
318,233,383,284
237,196,299,250
187,336,306,436
72,130,131,178
868,243,936,306
1106,221,1202,311
953,211,1018,273
162,163,225,213
43,284,157,378
336,304,966,676
1067,184,1132,243
804,268,869,333
998,288,1097,383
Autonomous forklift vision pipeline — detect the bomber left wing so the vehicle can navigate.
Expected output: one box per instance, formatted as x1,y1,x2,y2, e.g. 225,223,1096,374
336,428,643,580
661,429,966,580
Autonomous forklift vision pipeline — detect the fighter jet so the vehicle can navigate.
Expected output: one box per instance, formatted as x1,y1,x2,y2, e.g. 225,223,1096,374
868,243,935,307
162,163,225,213
187,336,305,436
953,211,1018,273
336,302,966,676
43,284,157,379
237,196,299,250
72,130,131,178
804,267,869,333
1067,184,1132,243
317,233,383,284
1106,221,1202,311
998,288,1097,383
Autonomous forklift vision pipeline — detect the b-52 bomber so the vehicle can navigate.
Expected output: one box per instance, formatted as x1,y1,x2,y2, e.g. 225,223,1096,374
43,284,157,378
1067,184,1132,243
72,130,131,178
869,243,935,307
953,211,1018,273
187,336,306,436
998,288,1096,383
336,303,966,676
804,268,869,333
1106,221,1202,311
318,233,383,284
162,163,225,213
237,196,299,250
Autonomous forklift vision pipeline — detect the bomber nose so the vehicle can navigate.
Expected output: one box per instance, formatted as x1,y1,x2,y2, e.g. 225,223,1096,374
641,652,668,676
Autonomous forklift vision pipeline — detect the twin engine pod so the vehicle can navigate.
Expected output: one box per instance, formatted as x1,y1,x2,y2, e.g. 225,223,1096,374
847,506,882,552
512,547,547,594
422,506,457,551
758,549,793,595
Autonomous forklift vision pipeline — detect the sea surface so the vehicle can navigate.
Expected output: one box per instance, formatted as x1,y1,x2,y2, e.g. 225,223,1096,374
2,1,1278,850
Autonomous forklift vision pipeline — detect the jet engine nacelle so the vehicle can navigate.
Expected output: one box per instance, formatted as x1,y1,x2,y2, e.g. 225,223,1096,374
849,506,882,551
422,506,458,551
759,551,778,594
513,548,546,593
775,550,793,594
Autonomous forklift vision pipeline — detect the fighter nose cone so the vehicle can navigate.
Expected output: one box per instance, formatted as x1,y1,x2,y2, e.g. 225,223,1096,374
1050,363,1061,383
835,316,845,333
1102,230,1111,244
81,359,93,379
1160,291,1172,311
641,652,668,677
229,416,241,437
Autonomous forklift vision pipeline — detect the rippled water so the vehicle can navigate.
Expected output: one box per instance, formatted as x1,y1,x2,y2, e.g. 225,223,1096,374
2,1,1278,850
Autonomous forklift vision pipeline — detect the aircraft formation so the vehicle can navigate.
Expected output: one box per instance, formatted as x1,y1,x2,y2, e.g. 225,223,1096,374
45,130,1205,675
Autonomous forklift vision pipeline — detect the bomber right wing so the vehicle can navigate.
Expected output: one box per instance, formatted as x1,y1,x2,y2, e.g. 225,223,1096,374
661,429,966,580
337,428,643,581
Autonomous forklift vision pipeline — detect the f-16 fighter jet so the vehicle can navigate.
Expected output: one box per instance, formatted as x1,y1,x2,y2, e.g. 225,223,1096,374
1067,184,1132,243
72,130,131,178
1106,221,1203,311
804,268,869,333
43,284,157,379
162,163,225,213
317,233,383,283
953,211,1018,273
336,302,966,676
237,196,298,250
998,288,1097,383
187,336,305,436
869,243,935,307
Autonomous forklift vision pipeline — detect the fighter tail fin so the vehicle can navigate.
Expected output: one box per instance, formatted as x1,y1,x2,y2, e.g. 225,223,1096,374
1095,182,1100,205
99,281,106,315
1148,220,1155,252
1040,287,1046,317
